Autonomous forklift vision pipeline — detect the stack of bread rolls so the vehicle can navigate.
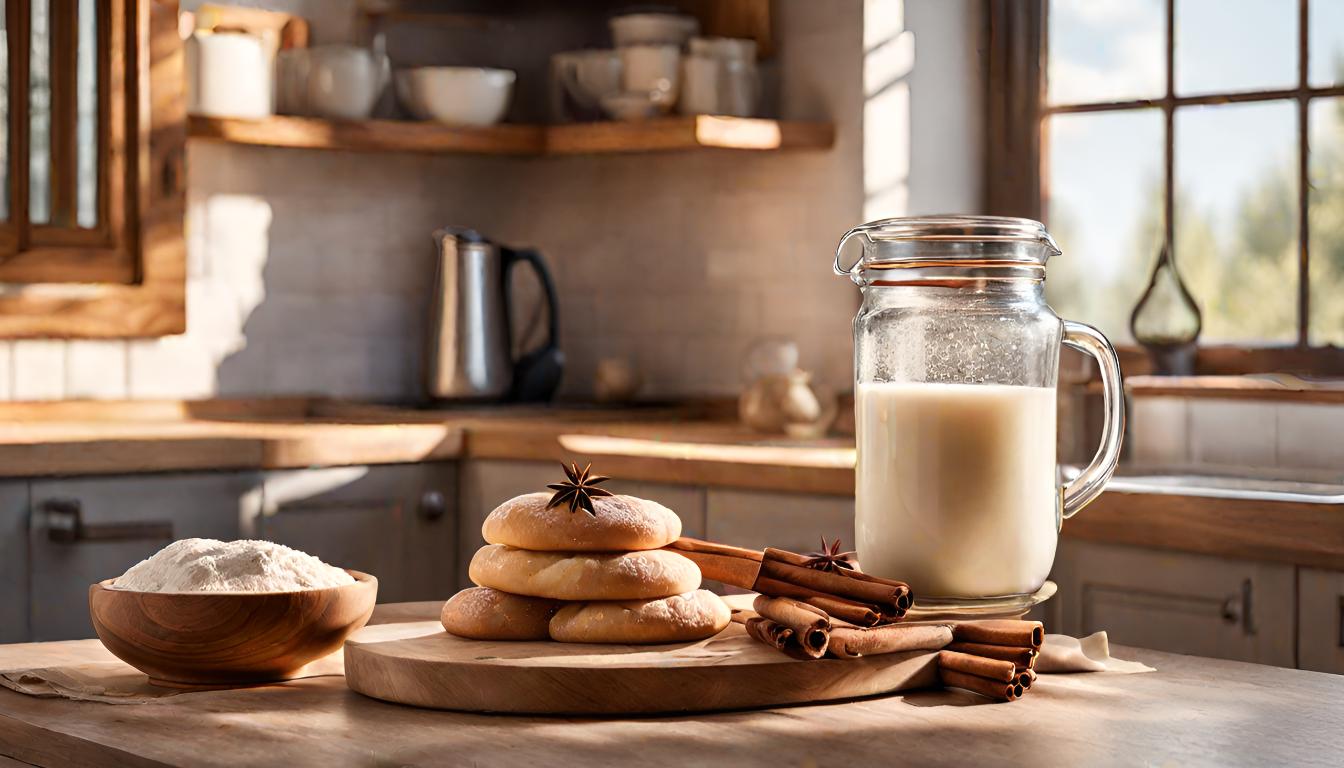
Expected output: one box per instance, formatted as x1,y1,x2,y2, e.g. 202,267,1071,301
442,491,731,644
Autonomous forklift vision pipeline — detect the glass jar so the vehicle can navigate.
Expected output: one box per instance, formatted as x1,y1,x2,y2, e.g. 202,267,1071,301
835,215,1124,607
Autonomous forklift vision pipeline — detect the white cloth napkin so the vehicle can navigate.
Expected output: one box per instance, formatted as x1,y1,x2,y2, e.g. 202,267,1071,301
1037,631,1154,674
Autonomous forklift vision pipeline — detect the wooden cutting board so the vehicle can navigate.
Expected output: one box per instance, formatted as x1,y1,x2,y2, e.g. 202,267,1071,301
343,618,939,715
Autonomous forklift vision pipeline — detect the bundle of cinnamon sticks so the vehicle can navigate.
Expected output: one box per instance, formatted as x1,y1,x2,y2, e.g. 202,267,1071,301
734,596,1044,702
938,620,1043,702
667,538,912,625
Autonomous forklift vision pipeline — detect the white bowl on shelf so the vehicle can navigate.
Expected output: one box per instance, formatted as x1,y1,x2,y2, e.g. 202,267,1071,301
395,67,516,126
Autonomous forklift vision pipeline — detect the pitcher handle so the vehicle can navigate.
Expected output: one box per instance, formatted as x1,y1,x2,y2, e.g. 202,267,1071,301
1060,320,1125,521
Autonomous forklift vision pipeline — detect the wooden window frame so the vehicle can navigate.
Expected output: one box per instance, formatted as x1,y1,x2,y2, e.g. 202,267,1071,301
0,0,184,338
985,0,1344,377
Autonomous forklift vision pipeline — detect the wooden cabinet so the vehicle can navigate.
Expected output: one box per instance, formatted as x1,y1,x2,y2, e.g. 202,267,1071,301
0,483,30,644
1051,540,1295,666
706,488,853,554
1298,568,1344,674
27,472,257,641
256,464,457,604
455,459,706,590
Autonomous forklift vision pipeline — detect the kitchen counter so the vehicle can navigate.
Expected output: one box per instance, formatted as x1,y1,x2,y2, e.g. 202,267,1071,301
0,398,1340,569
1,602,1341,767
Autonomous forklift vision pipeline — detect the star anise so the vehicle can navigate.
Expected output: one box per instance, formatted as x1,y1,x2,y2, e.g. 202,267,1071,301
545,462,614,516
802,536,858,574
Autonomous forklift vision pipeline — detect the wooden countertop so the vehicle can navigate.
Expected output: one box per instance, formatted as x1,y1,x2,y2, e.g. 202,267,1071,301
0,399,855,494
1,602,1341,767
0,398,1338,568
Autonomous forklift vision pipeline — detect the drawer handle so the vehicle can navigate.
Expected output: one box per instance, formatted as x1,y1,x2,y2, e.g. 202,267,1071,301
418,491,447,521
41,499,174,544
1220,579,1256,637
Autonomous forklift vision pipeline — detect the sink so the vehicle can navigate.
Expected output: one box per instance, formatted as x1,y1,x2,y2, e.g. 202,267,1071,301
1066,465,1344,504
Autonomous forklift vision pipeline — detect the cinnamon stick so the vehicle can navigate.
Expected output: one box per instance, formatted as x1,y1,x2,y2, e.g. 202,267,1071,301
1018,668,1037,690
759,555,912,614
673,549,761,591
937,650,1018,682
803,595,882,627
952,620,1044,650
667,538,764,561
753,595,829,658
939,668,1023,702
946,641,1038,670
827,623,953,659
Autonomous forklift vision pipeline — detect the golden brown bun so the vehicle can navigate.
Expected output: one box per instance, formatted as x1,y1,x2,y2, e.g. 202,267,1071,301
481,492,682,552
469,544,701,601
549,590,731,644
440,587,558,641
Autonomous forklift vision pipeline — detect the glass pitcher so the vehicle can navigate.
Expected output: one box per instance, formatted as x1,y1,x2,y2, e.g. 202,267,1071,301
834,215,1124,608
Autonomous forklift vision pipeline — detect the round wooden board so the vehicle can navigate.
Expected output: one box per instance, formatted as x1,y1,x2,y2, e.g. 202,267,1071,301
343,619,939,715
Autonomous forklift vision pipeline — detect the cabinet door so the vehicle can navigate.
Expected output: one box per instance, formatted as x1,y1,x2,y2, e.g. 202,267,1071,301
29,472,256,641
1052,540,1295,666
706,488,853,554
258,464,456,605
0,482,29,644
1298,568,1344,674
456,460,706,591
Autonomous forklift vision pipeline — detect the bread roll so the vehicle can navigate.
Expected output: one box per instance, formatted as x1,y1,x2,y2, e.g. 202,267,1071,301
440,587,559,641
469,544,701,601
482,492,681,552
549,590,731,644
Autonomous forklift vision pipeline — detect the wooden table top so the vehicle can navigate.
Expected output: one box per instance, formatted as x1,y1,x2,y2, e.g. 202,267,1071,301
1,602,1342,767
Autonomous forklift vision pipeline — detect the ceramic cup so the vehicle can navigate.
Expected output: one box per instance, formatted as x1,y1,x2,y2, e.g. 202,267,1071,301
305,44,388,120
551,49,623,122
619,45,680,108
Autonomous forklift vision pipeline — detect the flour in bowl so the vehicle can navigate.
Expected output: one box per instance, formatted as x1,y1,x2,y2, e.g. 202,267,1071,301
114,538,356,592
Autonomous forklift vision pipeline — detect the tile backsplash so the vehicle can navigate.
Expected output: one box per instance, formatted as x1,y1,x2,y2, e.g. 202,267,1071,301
1128,396,1344,474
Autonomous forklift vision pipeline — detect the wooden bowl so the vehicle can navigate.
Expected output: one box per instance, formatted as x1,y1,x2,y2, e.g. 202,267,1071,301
89,570,377,687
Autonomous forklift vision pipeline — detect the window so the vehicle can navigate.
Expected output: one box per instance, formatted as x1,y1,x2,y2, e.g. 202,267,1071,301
987,0,1344,373
0,0,185,338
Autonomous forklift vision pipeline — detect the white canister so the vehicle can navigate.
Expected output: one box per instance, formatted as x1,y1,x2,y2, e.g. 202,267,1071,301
677,54,720,115
186,29,272,119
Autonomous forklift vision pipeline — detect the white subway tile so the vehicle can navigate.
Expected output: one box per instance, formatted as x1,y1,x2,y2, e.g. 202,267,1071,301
1276,403,1344,471
66,341,129,400
1128,396,1189,466
1187,399,1277,468
0,343,12,400
13,341,66,401
127,339,218,399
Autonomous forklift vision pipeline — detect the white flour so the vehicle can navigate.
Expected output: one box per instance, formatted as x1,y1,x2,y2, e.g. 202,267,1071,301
114,538,355,593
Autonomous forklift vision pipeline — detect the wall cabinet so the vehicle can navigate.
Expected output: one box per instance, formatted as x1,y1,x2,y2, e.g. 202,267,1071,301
1051,540,1296,666
28,472,257,641
1298,568,1344,674
256,464,457,604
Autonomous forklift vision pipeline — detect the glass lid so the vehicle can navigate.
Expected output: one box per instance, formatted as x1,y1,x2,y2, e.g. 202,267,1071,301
834,215,1062,282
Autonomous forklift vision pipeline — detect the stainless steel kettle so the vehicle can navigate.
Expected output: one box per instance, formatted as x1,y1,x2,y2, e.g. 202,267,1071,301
425,228,563,401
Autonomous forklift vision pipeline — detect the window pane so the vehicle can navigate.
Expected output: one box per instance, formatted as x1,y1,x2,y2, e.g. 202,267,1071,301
1047,0,1164,105
76,0,97,228
1176,0,1297,95
29,0,49,225
1310,97,1344,344
1175,101,1298,342
1045,110,1164,343
1310,0,1344,87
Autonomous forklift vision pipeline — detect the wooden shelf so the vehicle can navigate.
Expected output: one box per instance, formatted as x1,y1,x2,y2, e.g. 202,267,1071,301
1087,374,1344,404
187,115,834,157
